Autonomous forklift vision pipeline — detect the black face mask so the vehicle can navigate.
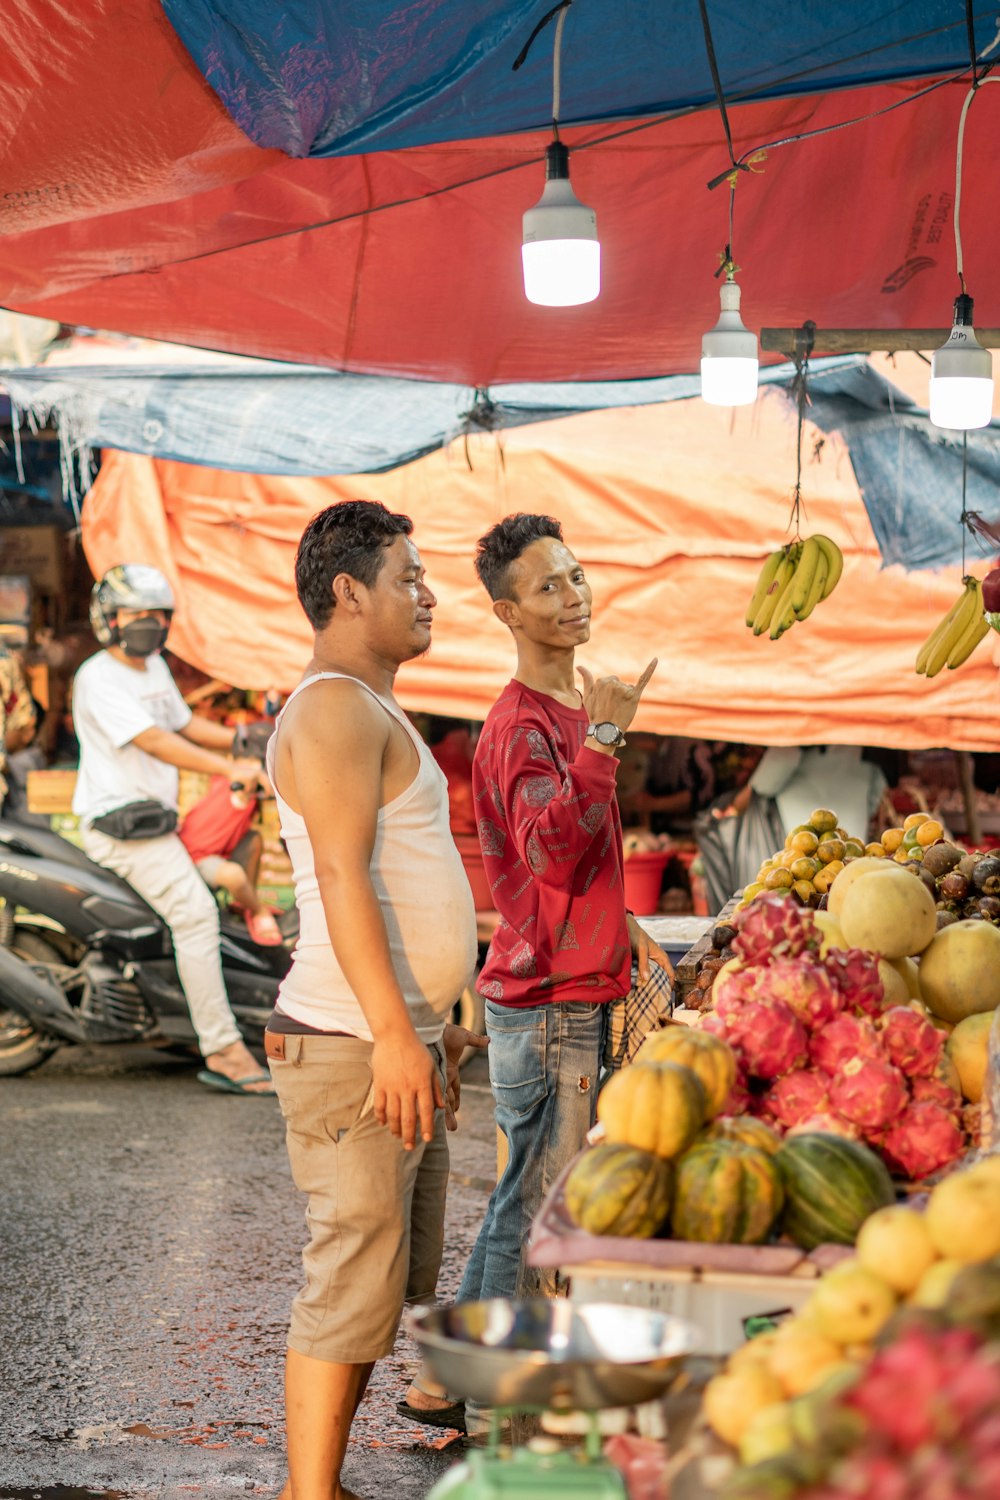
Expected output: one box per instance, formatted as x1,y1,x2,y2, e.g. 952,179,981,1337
119,617,169,659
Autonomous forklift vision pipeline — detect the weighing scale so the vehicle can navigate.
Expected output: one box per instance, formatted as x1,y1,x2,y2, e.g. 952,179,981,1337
408,1299,700,1500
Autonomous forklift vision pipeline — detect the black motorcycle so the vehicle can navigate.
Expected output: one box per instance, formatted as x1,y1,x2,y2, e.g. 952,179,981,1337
0,809,295,1077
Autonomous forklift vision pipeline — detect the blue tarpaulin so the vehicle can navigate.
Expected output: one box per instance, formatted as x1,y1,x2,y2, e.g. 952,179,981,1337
162,1,999,158
5,354,999,571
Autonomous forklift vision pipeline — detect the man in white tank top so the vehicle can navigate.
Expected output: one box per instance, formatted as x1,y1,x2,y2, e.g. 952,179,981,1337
264,501,483,1500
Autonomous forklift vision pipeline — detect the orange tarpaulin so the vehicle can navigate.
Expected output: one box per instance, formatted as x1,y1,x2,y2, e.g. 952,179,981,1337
81,390,1000,752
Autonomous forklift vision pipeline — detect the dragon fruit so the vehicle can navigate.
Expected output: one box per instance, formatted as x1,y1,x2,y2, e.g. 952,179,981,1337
829,1056,908,1132
824,946,885,1016
732,894,819,967
761,1068,831,1128
761,958,842,1031
722,1060,752,1115
878,1006,945,1078
879,1099,965,1180
714,994,809,1080
911,1075,962,1120
809,1012,884,1074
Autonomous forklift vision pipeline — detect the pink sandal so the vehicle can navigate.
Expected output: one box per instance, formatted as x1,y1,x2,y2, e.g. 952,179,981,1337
245,908,283,946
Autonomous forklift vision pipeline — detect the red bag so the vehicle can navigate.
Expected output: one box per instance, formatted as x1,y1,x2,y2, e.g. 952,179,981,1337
179,778,256,864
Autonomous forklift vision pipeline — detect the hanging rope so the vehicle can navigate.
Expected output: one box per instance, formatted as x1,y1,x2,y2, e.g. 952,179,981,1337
788,324,816,539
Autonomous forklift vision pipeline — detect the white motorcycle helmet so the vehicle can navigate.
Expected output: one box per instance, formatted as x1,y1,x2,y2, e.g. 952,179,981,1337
89,564,176,647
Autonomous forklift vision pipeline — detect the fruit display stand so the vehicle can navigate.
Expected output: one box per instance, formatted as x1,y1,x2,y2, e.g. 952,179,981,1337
528,1154,850,1357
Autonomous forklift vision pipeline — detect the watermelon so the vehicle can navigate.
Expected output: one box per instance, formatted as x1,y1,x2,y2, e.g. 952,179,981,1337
775,1131,895,1251
564,1143,673,1238
672,1141,784,1245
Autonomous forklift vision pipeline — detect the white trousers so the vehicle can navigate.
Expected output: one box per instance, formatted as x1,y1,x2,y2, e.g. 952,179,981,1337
82,827,242,1058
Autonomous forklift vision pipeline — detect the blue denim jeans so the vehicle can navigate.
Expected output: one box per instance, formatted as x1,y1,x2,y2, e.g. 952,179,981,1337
458,999,606,1309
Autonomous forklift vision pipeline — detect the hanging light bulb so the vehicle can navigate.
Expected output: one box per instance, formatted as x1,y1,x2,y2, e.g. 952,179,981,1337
522,141,600,306
701,273,758,406
516,0,600,307
930,292,994,430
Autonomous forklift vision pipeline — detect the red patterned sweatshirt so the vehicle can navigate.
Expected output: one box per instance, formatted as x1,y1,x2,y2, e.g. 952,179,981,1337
473,680,631,1008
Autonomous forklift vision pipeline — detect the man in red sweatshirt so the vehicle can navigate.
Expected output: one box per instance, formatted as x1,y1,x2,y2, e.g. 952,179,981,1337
401,512,672,1434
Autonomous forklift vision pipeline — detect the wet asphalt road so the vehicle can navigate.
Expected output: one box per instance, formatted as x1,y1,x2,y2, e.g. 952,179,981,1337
0,1043,498,1500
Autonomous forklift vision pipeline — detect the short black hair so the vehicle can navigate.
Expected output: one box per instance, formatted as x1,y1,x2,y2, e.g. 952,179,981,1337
474,513,564,601
295,501,414,629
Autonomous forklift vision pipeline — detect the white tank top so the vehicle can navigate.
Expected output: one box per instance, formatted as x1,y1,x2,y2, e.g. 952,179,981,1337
266,672,477,1041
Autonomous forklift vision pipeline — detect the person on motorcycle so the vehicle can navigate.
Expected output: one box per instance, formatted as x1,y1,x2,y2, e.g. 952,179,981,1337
71,564,274,1095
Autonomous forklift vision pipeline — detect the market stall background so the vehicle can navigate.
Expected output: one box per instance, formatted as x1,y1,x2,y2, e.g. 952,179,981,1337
77,388,1000,751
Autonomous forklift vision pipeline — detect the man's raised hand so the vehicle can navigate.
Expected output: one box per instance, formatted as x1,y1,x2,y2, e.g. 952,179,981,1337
577,658,658,735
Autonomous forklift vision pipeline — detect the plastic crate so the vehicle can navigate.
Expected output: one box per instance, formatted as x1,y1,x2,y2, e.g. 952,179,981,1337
561,1265,816,1356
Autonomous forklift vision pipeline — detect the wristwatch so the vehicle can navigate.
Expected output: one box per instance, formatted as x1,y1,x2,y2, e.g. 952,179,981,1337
587,720,626,747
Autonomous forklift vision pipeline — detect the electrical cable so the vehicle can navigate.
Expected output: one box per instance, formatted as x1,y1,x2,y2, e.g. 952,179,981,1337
952,76,1000,292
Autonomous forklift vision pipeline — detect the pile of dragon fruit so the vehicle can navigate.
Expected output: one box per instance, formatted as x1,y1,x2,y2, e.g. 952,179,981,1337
792,1324,1000,1500
703,895,969,1180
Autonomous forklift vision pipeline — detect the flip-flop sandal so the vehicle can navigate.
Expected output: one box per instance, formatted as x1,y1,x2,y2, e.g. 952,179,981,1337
245,909,283,946
197,1070,276,1096
394,1399,466,1433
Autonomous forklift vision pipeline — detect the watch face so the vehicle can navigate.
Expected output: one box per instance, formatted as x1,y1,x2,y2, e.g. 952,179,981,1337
595,722,620,744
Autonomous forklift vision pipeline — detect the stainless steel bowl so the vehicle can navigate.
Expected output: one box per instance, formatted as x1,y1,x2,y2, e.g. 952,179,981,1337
407,1299,700,1410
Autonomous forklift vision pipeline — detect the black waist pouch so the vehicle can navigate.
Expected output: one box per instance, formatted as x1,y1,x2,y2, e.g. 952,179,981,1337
91,800,178,841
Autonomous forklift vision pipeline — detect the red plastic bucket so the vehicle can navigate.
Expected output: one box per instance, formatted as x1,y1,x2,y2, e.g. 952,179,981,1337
452,832,494,910
622,851,671,915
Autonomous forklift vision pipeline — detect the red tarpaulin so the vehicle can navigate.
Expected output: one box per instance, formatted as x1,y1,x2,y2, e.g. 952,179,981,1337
2,36,999,383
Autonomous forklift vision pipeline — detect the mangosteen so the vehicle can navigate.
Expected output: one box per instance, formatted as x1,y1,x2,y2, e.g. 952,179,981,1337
919,869,938,897
817,893,829,910
971,855,1000,897
936,909,959,930
921,842,964,879
958,853,983,880
939,870,970,902
979,896,1000,923
718,945,736,963
713,922,737,949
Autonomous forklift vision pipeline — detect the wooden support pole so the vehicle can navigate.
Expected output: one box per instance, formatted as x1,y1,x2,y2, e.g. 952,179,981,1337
955,750,983,848
761,328,1000,355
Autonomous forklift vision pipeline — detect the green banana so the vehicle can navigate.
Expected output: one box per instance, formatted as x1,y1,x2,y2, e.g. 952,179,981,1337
789,536,823,618
916,585,969,674
813,535,844,599
768,543,805,639
796,549,829,622
746,549,785,630
947,579,989,668
925,580,978,678
753,545,796,636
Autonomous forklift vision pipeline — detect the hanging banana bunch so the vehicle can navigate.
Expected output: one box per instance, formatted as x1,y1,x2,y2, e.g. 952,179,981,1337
915,576,989,678
745,534,844,639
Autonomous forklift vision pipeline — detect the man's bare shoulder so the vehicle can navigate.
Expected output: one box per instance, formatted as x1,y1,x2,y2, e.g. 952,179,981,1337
280,676,390,749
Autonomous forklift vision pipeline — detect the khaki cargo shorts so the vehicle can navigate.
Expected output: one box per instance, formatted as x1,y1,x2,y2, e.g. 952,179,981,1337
267,1032,448,1363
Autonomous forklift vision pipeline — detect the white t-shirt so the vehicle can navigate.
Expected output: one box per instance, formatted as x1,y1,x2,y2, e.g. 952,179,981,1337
72,651,192,824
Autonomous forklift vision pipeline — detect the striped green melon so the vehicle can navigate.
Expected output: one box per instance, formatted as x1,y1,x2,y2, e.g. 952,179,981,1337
700,1114,781,1157
564,1143,673,1238
672,1141,784,1245
775,1132,896,1251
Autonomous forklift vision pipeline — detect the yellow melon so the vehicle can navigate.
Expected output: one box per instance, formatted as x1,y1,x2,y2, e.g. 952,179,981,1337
811,1261,897,1344
827,856,909,921
703,1365,785,1446
925,1172,1000,1263
837,866,937,958
919,922,1000,1024
911,1259,963,1308
946,1011,994,1103
855,1206,937,1295
767,1324,844,1397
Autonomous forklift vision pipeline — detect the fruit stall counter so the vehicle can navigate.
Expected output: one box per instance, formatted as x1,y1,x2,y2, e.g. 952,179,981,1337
519,809,1000,1495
